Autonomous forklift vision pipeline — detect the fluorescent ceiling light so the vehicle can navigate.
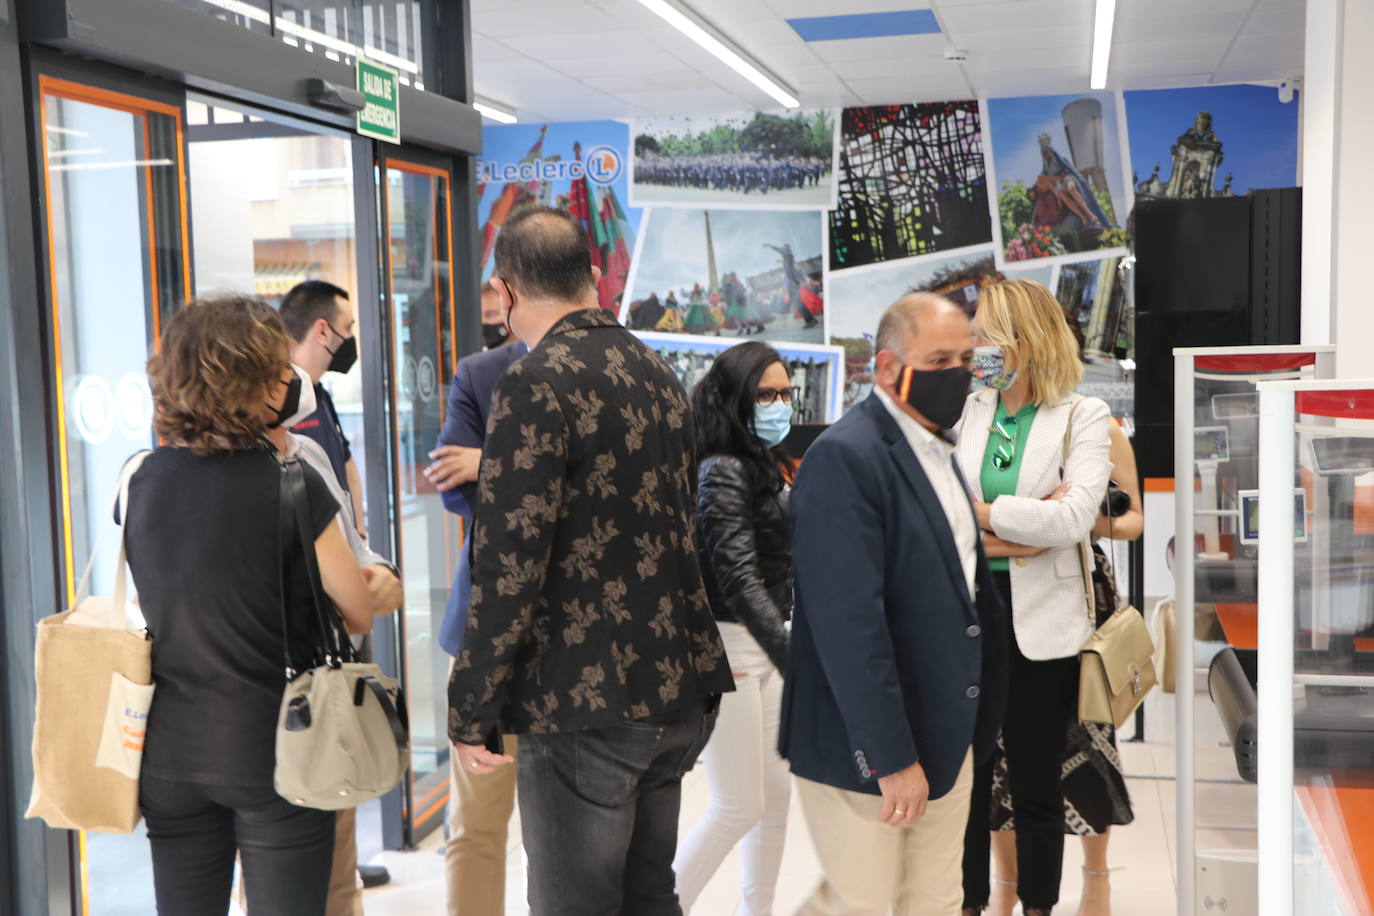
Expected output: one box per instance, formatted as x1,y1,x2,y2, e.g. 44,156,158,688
474,98,518,125
1090,0,1116,90
634,0,800,109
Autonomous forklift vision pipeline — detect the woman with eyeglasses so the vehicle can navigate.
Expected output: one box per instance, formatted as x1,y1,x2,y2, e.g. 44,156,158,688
674,342,796,915
952,280,1113,916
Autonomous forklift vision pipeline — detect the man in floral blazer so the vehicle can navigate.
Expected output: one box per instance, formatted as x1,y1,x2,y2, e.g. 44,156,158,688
448,206,732,915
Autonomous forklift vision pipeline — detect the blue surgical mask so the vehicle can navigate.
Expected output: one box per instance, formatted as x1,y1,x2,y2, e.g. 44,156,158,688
971,346,1018,391
752,401,793,448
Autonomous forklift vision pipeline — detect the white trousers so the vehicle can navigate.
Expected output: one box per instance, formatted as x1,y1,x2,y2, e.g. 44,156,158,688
675,622,792,915
794,749,974,916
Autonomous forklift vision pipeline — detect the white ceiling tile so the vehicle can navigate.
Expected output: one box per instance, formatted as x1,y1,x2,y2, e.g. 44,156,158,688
828,56,967,81
473,4,622,38
939,1,1092,35
952,25,1088,53
806,32,947,63
546,55,694,79
1112,36,1231,67
1109,57,1230,80
1111,12,1247,41
845,75,974,105
1244,7,1306,33
501,31,673,61
965,46,1089,73
582,72,723,92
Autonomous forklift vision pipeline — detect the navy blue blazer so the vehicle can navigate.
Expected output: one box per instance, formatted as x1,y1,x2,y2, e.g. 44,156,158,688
436,341,527,656
778,393,1008,799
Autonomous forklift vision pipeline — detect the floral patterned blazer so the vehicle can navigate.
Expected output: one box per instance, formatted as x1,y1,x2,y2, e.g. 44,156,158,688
447,307,733,743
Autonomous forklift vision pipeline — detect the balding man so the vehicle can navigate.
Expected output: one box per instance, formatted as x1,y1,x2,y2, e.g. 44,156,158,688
780,294,1009,916
446,206,733,915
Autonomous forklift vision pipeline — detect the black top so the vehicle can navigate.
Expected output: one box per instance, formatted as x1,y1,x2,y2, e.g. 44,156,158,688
123,446,339,787
292,383,351,492
696,455,792,673
447,308,734,743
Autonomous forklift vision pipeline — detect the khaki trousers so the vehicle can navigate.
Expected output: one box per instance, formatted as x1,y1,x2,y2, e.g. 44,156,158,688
237,808,359,916
446,735,518,916
794,749,974,916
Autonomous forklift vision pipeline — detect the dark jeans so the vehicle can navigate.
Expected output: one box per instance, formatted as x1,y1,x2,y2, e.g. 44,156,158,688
518,698,720,916
140,774,335,916
962,571,1080,911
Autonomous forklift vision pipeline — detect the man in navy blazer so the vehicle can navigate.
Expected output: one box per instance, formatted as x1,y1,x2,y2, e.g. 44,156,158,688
781,293,1008,915
426,280,526,916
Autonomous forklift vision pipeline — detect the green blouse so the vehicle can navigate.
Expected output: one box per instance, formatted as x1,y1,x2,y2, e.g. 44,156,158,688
980,399,1039,572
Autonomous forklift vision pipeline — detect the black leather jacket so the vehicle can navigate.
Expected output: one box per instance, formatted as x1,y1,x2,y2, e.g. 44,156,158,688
696,454,792,673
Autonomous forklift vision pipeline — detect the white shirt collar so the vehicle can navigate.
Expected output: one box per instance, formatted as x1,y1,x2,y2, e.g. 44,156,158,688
875,387,950,455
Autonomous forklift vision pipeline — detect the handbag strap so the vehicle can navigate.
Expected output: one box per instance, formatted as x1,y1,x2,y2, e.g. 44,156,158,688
277,458,353,679
76,449,152,627
355,675,410,751
1059,399,1096,626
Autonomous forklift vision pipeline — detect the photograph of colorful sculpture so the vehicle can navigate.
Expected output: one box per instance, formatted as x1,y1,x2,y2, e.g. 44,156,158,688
477,120,640,312
630,110,837,209
623,208,826,345
827,246,1054,411
1056,256,1135,422
828,102,991,271
986,93,1131,267
1125,84,1299,201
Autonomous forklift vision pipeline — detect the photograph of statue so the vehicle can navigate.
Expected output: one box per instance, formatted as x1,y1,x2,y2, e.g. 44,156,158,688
621,208,826,345
630,110,838,210
1124,84,1300,202
986,92,1131,266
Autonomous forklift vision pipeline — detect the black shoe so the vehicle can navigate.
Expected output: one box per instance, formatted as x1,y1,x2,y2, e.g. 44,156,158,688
358,864,391,889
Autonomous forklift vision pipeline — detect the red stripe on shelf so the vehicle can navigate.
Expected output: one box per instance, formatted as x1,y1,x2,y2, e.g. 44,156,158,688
1194,353,1318,372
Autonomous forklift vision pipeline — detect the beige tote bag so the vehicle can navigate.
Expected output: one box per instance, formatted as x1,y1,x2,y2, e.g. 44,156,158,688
27,452,154,834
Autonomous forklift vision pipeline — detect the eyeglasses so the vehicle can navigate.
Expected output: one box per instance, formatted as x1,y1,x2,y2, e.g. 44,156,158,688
756,387,796,406
990,414,1018,470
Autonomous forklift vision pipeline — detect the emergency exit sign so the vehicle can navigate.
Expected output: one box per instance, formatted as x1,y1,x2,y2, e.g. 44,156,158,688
356,58,400,144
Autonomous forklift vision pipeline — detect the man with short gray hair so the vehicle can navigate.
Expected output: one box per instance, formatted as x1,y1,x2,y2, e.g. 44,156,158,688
780,293,1009,915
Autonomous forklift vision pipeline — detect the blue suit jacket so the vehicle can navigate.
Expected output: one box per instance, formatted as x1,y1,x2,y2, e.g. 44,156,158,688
778,394,1008,799
436,342,527,656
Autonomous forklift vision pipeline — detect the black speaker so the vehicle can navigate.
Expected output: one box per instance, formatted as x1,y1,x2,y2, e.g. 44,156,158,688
1133,188,1301,479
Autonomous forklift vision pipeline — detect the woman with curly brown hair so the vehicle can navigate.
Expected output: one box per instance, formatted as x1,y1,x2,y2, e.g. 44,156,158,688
122,294,376,915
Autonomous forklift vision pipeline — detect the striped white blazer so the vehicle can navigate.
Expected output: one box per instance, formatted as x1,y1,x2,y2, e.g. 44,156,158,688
954,388,1113,660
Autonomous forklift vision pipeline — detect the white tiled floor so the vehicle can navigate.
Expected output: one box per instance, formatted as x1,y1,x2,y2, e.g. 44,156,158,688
358,686,1234,916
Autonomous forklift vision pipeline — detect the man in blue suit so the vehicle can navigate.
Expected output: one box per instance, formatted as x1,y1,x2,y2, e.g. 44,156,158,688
781,293,1008,916
426,280,527,916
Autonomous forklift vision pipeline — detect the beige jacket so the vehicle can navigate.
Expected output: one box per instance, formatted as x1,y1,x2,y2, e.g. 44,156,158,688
954,388,1112,660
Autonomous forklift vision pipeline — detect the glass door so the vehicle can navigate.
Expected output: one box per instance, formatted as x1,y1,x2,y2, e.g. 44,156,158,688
31,63,190,916
379,152,458,843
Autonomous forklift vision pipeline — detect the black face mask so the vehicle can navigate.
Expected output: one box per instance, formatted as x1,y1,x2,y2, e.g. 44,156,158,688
325,324,358,375
894,363,971,431
481,322,509,350
266,374,303,429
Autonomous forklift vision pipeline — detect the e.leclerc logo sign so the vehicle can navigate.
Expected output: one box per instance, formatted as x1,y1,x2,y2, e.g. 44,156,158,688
356,58,400,144
479,144,623,187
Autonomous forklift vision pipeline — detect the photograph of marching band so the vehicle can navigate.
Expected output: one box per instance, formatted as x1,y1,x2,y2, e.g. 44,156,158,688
621,207,827,344
630,110,839,209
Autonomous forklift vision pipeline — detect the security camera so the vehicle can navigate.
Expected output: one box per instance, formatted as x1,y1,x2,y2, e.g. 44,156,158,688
1278,79,1296,104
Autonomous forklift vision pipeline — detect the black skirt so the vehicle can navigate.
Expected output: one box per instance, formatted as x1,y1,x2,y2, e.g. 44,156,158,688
989,720,1134,835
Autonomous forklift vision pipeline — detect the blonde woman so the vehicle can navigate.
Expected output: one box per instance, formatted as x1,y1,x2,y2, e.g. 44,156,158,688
954,279,1112,916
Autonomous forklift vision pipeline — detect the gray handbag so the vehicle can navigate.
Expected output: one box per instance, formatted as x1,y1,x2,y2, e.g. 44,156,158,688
273,458,409,810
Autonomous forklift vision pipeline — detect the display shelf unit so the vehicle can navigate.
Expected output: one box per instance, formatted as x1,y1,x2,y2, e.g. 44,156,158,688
1171,345,1336,916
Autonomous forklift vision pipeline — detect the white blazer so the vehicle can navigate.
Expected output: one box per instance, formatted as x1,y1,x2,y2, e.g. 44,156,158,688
954,388,1113,660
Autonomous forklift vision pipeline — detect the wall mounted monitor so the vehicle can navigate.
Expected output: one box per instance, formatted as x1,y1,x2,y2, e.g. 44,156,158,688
1238,487,1309,546
1195,426,1231,462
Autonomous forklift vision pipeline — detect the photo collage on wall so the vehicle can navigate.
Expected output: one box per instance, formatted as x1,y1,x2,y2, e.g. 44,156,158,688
476,83,1300,424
